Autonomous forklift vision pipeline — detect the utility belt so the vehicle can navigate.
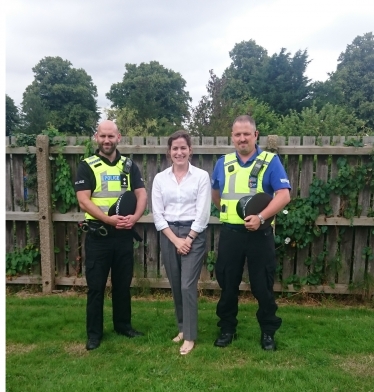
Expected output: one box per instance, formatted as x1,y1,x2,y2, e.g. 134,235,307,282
221,223,273,235
79,220,143,242
221,223,249,233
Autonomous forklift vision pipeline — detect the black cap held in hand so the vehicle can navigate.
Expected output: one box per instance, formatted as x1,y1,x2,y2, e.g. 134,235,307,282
108,191,137,216
236,192,273,230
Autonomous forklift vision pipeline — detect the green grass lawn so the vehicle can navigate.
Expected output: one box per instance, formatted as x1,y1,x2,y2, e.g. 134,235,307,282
6,291,374,392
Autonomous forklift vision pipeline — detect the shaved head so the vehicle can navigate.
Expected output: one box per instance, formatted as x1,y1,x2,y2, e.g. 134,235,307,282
97,120,119,134
95,120,121,160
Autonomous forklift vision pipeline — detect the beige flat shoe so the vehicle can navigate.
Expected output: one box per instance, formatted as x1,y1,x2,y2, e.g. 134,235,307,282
172,333,183,343
180,341,195,355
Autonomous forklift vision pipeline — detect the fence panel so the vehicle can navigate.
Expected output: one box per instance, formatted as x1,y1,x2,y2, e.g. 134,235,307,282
295,136,316,279
131,138,146,275
281,136,300,281
55,222,67,277
5,135,374,295
144,137,159,278
312,136,330,283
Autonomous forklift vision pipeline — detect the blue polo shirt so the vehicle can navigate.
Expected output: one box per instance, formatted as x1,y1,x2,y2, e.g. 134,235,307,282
211,145,291,196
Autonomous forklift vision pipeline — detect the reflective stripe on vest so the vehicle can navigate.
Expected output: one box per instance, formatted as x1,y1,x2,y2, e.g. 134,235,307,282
220,151,275,224
84,155,132,220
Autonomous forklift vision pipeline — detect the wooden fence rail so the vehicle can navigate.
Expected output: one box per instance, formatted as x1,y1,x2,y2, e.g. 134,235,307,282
5,135,374,296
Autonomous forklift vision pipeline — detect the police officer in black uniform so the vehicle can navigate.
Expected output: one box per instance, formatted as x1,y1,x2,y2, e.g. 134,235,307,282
75,120,147,351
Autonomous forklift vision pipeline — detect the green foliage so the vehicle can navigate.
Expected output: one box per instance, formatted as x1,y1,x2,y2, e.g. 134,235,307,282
105,106,159,137
335,32,374,128
82,137,95,159
20,56,100,135
254,48,312,115
210,202,220,218
343,139,364,147
226,98,281,136
19,91,50,135
12,125,78,213
223,40,312,115
106,61,191,134
312,32,374,128
6,244,40,276
205,250,217,273
275,152,374,287
223,39,269,101
13,133,38,209
188,69,281,137
42,126,78,213
50,151,77,213
192,35,374,137
6,94,20,136
277,103,368,137
188,70,233,136
189,74,371,138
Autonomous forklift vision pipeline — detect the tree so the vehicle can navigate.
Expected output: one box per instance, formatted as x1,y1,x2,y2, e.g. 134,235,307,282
105,107,158,137
334,32,374,127
19,90,50,135
312,32,374,128
188,70,280,137
255,48,311,115
106,61,191,130
223,41,312,115
223,40,269,101
188,70,233,136
6,95,20,136
21,56,100,134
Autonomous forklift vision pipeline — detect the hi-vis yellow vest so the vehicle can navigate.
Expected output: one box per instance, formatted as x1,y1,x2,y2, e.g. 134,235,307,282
220,151,275,224
84,155,131,220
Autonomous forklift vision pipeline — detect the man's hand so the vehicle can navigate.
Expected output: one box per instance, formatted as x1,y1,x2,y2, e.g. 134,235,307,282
106,215,128,227
244,215,261,231
113,215,137,230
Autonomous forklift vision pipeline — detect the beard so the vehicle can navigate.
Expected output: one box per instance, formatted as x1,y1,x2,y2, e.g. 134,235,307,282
237,143,251,154
98,142,117,157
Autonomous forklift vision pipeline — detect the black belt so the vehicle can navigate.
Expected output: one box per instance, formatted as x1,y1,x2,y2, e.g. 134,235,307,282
81,220,143,242
167,220,193,227
221,223,248,233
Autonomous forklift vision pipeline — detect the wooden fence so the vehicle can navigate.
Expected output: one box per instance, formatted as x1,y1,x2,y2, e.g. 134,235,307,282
5,135,374,296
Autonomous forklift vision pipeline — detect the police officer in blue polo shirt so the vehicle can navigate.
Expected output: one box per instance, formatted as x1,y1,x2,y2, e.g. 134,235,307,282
211,115,291,351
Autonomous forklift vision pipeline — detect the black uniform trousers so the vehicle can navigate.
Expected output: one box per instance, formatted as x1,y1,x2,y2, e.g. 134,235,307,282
85,230,134,340
215,224,282,336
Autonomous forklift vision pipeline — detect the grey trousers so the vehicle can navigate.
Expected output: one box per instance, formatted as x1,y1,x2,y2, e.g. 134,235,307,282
160,226,206,341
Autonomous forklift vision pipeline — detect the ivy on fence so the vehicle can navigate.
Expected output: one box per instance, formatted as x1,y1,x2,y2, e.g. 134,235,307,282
275,151,374,289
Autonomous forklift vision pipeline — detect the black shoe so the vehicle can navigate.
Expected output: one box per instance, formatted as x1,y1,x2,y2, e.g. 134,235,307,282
261,333,276,351
86,338,101,350
116,328,144,338
214,332,237,347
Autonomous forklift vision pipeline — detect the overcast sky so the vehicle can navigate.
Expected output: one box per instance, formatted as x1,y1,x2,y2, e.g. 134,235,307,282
5,0,374,112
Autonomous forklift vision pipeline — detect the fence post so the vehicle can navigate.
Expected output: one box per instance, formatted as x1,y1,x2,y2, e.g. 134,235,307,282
36,135,55,293
266,135,279,154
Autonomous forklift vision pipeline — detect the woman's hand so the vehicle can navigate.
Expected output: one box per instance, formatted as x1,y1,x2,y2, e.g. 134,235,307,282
174,238,191,255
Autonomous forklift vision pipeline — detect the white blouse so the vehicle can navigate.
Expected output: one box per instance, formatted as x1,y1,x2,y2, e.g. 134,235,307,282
151,163,211,233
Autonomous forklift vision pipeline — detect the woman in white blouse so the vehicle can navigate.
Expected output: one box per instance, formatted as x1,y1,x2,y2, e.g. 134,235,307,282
151,130,211,355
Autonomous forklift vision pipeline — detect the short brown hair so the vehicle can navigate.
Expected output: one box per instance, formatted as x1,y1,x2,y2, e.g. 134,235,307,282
232,115,256,130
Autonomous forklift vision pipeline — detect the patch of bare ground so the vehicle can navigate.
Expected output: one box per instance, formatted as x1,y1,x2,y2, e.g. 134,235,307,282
6,343,37,355
64,342,90,357
335,354,374,376
6,287,373,308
